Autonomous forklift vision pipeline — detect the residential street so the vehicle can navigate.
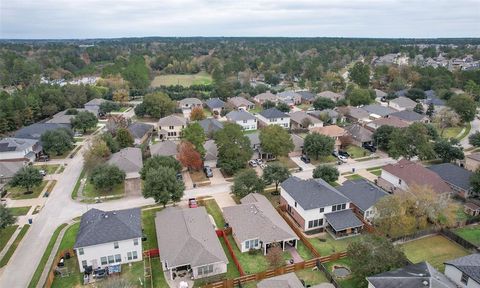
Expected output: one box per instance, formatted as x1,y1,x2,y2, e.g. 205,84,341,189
461,118,480,149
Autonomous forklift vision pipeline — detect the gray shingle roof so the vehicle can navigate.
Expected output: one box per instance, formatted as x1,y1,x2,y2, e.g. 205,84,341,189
204,140,218,162
14,123,71,140
289,111,322,125
324,209,363,231
260,107,289,119
367,262,456,288
246,132,260,148
158,115,187,127
344,124,373,143
0,161,24,179
149,140,178,157
223,194,298,244
317,91,344,101
179,98,203,107
205,98,225,109
107,147,143,179
257,272,304,288
155,207,228,268
428,163,473,192
226,110,256,122
281,177,349,210
84,98,107,106
374,89,388,98
445,254,480,284
74,208,142,248
390,110,426,122
297,91,316,101
128,122,153,140
0,138,39,152
389,96,417,109
337,179,389,212
228,97,254,108
362,104,397,117
199,118,224,136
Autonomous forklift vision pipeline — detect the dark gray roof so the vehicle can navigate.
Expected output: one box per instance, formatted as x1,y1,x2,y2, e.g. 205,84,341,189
424,90,445,106
367,262,456,288
205,98,225,109
257,272,304,288
324,209,363,231
445,254,480,284
428,163,473,192
199,118,224,136
128,122,153,139
107,147,143,179
246,132,260,148
0,138,39,152
389,97,417,109
150,140,178,157
260,107,288,119
297,91,316,101
390,110,426,122
0,161,24,179
362,104,397,117
337,179,389,212
344,124,373,143
226,110,256,121
281,177,349,210
74,208,142,248
14,123,71,140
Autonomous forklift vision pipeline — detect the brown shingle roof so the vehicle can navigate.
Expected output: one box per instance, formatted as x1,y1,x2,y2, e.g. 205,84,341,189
309,125,347,137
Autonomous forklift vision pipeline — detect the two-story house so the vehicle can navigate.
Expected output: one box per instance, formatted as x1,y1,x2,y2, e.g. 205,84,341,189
74,208,143,272
445,254,480,288
225,110,257,131
289,111,323,129
256,108,290,129
157,115,187,141
0,138,42,163
178,98,203,111
280,177,363,238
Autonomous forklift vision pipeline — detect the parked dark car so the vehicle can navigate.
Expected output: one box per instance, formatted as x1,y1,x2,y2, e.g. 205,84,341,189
176,172,183,181
300,154,310,164
203,166,213,178
338,151,350,158
363,143,377,152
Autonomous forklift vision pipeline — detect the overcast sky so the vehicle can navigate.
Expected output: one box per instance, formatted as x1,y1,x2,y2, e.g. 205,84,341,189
1,0,479,39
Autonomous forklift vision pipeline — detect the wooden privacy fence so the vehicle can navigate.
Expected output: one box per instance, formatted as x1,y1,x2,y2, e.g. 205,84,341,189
44,248,75,288
218,228,246,276
441,229,479,251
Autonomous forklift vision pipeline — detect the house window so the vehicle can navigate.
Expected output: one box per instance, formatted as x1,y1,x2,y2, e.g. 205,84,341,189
132,251,138,259
245,239,258,250
198,264,214,276
78,248,84,255
114,242,119,249
169,126,174,130
308,219,324,229
398,179,402,185
101,257,107,265
127,252,132,260
319,208,324,213
341,204,346,210
108,255,115,264
243,120,247,123
294,202,297,208
332,205,337,212
81,260,87,268
133,238,138,246
461,272,469,284
115,254,121,263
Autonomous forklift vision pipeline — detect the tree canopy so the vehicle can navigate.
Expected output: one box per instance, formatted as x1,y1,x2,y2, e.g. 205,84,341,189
303,133,335,160
70,111,98,133
142,166,185,206
40,128,74,156
140,155,182,180
10,166,43,193
312,165,339,183
348,62,370,88
214,123,253,175
182,123,206,156
262,163,291,192
90,164,126,193
259,125,294,157
135,92,175,118
231,169,265,198
447,94,477,122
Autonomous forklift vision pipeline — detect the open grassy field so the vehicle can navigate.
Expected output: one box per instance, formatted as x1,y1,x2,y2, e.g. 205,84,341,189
401,235,470,272
151,71,212,87
455,225,480,246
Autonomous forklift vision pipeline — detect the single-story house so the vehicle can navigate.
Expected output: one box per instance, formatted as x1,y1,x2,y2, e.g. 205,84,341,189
308,109,342,124
289,134,305,157
317,91,344,102
289,111,323,129
178,98,203,110
127,122,154,145
276,91,302,106
445,254,480,287
280,177,363,238
204,98,225,115
378,159,452,196
14,123,71,141
362,104,397,118
465,153,480,172
253,92,277,104
389,110,429,124
388,96,417,111
158,115,187,141
227,97,255,111
344,124,373,147
337,179,389,222
367,262,455,288
464,202,480,217
74,208,143,272
428,163,473,199
345,106,371,124
84,98,108,116
107,147,142,194
297,91,317,104
0,138,42,162
155,207,228,280
203,140,218,167
365,117,410,131
257,272,335,288
0,161,24,192
199,118,224,138
223,193,299,255
149,140,178,158
257,108,290,129
226,110,257,131
310,125,348,151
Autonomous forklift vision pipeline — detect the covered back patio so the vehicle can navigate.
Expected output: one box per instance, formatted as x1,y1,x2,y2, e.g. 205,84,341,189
324,209,363,239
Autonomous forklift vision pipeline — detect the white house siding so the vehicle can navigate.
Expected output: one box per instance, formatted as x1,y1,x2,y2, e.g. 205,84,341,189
234,119,257,131
0,148,33,161
445,265,480,288
192,261,228,279
159,125,184,141
256,115,290,129
378,170,409,192
240,238,261,253
75,237,143,272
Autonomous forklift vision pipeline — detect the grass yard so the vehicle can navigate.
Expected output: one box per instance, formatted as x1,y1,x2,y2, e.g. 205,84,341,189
227,234,269,274
308,233,359,256
82,180,125,199
440,125,465,139
297,103,312,111
51,256,82,288
346,146,371,159
71,169,86,199
457,122,471,140
0,225,30,267
366,166,383,171
48,147,75,159
324,257,361,288
271,156,299,170
260,189,281,208
28,223,68,288
142,206,163,250
455,225,480,246
190,170,209,184
203,199,225,228
7,206,31,216
0,225,19,252
401,235,470,272
296,241,314,260
369,169,382,176
219,237,241,279
58,165,65,174
345,174,364,181
311,155,337,165
7,180,48,199
151,71,212,87
38,164,60,174
296,268,329,286
249,106,263,114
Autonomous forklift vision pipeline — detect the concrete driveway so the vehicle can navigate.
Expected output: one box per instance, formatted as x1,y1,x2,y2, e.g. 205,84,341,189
290,156,315,171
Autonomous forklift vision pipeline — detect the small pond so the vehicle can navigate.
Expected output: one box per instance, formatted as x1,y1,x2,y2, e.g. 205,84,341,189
332,265,351,278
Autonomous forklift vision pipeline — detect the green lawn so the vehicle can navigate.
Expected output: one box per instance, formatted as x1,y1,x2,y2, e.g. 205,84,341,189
82,180,125,198
204,199,225,228
58,165,65,174
0,225,18,249
457,122,472,140
142,206,163,250
71,169,86,199
345,174,364,181
28,223,68,288
311,155,337,165
296,268,329,286
308,233,359,256
401,235,470,272
274,156,299,170
50,256,82,288
151,71,212,87
48,147,75,159
440,124,467,139
369,169,382,176
297,104,312,111
7,181,48,199
0,225,30,267
249,106,263,114
37,164,60,174
296,241,314,260
219,237,241,278
366,166,383,171
227,234,269,274
325,258,361,288
346,146,371,159
455,226,480,246
7,206,31,216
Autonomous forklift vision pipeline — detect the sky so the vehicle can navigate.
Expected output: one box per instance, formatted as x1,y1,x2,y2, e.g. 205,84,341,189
1,0,479,39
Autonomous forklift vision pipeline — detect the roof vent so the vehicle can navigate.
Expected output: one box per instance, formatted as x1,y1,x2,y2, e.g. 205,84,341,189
422,280,429,286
